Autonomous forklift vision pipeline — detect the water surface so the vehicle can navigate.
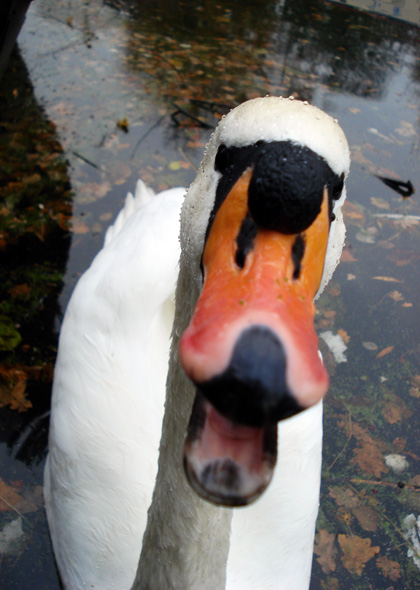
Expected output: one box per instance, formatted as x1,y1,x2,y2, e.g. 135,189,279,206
1,0,419,588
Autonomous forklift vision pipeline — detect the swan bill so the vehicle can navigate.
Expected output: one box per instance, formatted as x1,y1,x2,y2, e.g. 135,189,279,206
180,167,331,421
184,392,277,507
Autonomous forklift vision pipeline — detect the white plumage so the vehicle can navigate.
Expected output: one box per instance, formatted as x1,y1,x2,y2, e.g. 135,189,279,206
45,96,350,590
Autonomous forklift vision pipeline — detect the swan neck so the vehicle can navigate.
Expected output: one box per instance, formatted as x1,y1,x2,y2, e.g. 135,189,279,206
132,260,232,590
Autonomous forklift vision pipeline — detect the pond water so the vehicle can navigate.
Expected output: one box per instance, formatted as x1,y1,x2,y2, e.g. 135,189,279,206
0,0,419,588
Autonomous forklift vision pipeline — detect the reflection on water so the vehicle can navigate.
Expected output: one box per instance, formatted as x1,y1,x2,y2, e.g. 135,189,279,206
0,0,419,588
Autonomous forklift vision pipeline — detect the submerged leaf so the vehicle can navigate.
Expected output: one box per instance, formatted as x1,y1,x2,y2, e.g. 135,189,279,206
314,529,337,574
376,555,401,581
338,534,380,576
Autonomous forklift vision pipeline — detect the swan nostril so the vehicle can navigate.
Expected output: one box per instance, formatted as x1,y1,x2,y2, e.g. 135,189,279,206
235,213,258,269
291,234,305,280
196,326,304,428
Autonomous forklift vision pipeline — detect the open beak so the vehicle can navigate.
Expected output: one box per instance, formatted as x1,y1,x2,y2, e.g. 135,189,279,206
180,168,330,506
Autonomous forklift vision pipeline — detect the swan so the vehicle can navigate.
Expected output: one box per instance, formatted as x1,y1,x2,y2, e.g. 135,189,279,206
44,96,350,590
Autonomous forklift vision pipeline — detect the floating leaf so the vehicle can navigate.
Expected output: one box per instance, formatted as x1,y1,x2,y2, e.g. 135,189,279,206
388,290,404,302
382,394,412,424
353,505,379,532
363,341,378,351
376,555,401,581
8,284,31,299
370,196,390,210
314,529,337,574
372,276,402,283
376,346,394,359
351,439,387,478
338,534,380,576
329,486,358,509
340,249,357,263
0,478,22,512
0,366,32,412
337,329,350,344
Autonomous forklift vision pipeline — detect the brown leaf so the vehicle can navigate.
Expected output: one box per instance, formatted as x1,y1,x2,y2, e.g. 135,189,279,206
382,393,413,424
337,329,350,344
8,284,31,299
340,249,357,263
314,529,337,574
343,201,365,223
370,197,390,210
71,218,90,235
329,486,359,509
376,346,394,359
338,534,380,576
376,555,401,581
0,478,22,512
353,505,379,531
0,367,32,412
351,441,387,478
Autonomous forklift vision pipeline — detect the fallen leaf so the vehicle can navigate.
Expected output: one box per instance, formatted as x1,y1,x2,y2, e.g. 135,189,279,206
338,534,380,576
329,486,358,509
340,249,357,263
0,367,32,412
372,276,402,283
343,201,365,222
376,346,394,359
388,290,404,302
0,478,22,512
376,555,401,581
409,387,420,399
8,284,31,299
353,505,379,531
363,342,378,351
351,440,387,478
71,219,90,234
382,394,413,424
337,329,350,344
314,529,337,574
370,197,390,210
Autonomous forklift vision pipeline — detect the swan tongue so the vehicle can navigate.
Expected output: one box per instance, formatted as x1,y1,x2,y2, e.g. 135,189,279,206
183,391,277,507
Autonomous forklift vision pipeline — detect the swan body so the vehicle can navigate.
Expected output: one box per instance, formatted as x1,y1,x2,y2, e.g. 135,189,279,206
45,97,350,590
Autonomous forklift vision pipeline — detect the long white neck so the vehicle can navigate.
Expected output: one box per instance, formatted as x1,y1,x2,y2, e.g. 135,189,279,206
131,259,232,590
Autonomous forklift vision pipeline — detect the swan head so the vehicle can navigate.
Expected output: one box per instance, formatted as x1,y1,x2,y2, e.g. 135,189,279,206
178,97,350,507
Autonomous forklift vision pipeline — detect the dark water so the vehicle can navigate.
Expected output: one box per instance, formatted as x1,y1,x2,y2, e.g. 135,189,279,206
0,0,419,588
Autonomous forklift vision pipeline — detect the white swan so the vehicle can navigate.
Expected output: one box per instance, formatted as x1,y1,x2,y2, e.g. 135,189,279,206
44,96,350,590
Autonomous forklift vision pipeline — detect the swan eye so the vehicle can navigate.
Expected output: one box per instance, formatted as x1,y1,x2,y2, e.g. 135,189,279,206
331,172,345,201
215,144,230,174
